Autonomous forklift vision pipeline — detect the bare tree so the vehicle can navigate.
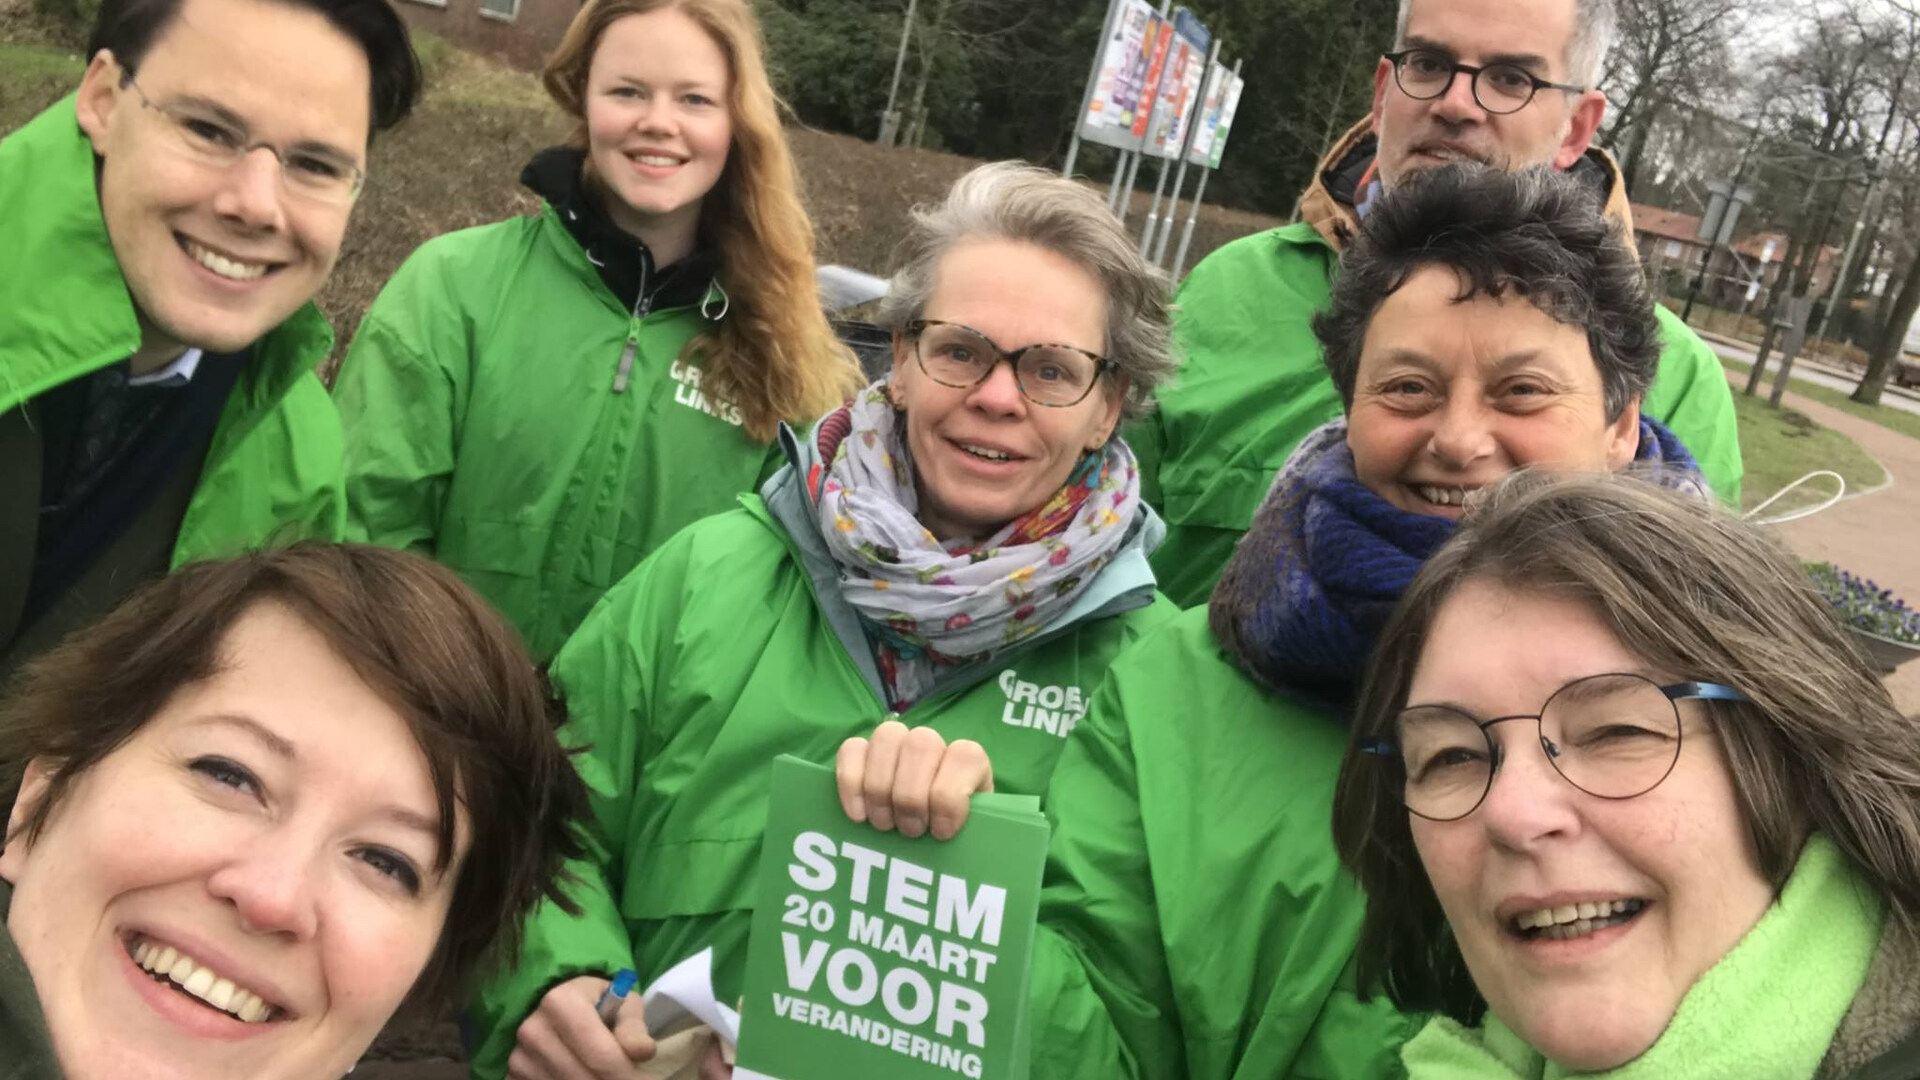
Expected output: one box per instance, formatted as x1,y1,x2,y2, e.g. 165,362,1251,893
1851,0,1920,403
1601,0,1749,195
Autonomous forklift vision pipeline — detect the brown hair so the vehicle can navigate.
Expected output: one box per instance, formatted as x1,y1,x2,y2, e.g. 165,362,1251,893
542,0,861,441
1331,470,1920,1022
0,543,587,1013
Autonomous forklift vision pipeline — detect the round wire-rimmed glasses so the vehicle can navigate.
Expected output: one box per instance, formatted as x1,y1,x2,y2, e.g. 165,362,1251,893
1362,673,1749,822
906,318,1115,408
1382,48,1587,116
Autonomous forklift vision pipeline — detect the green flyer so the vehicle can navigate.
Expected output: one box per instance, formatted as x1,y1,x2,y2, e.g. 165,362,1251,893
733,755,1049,1080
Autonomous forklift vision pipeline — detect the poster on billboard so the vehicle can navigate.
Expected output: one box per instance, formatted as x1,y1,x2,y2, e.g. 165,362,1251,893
1207,74,1245,170
1143,30,1207,159
1184,60,1230,167
1128,17,1177,141
1077,0,1162,150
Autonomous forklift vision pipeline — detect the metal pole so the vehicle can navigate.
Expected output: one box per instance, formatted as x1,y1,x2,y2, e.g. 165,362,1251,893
877,0,919,146
1171,166,1211,281
1809,171,1881,353
1107,150,1130,211
1139,154,1171,253
1116,151,1144,224
1155,166,1188,265
1064,0,1126,178
1169,58,1239,283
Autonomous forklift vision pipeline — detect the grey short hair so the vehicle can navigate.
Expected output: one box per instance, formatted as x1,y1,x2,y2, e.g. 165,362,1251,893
878,161,1175,421
1313,164,1658,422
1394,0,1616,87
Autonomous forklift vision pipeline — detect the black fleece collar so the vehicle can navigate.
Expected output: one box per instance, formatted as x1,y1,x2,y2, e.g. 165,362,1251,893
520,146,718,316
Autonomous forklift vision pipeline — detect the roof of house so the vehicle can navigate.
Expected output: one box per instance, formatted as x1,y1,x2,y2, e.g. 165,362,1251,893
1732,232,1789,262
1630,204,1707,244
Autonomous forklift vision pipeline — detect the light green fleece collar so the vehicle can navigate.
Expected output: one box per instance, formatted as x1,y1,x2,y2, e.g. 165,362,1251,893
1403,835,1883,1080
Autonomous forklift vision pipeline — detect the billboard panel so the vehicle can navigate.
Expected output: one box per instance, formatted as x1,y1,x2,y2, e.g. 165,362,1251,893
1185,61,1230,166
1145,32,1208,159
1076,0,1163,151
1130,19,1177,140
1207,74,1245,170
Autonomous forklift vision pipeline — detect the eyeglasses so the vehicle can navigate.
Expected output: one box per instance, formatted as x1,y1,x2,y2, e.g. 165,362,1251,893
1383,48,1586,116
906,319,1115,408
1362,673,1749,822
120,71,367,206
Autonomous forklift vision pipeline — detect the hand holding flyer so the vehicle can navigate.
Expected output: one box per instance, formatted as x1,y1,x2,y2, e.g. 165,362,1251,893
734,756,1049,1080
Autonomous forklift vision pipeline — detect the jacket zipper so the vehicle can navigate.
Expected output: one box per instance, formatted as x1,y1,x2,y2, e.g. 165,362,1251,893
611,245,654,394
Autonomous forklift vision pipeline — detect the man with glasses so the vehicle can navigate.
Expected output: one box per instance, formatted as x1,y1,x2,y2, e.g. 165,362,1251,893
0,0,419,672
1135,0,1744,608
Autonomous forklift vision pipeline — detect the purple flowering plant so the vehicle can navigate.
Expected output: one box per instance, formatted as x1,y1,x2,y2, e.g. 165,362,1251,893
1806,562,1920,645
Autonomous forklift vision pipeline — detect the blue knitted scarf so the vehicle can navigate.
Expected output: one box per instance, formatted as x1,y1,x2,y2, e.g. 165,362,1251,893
1209,417,1706,697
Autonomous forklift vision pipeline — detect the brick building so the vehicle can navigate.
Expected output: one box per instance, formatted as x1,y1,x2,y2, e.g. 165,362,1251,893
395,0,579,70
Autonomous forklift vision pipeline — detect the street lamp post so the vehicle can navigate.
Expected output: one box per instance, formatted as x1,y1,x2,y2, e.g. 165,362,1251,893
877,0,919,146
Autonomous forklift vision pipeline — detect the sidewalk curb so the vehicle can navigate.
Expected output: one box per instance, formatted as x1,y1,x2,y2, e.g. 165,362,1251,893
1696,329,1920,406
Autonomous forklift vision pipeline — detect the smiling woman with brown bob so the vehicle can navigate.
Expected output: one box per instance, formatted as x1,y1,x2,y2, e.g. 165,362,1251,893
0,543,587,1080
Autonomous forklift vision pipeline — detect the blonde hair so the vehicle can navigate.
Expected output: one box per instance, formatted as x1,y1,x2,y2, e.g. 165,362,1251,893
542,0,860,440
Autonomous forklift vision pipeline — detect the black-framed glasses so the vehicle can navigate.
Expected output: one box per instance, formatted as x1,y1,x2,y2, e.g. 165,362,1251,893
120,69,367,206
1362,673,1749,822
1383,48,1586,116
906,318,1115,408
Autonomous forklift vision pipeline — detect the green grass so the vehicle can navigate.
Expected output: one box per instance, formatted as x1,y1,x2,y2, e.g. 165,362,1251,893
0,42,84,131
1730,391,1886,514
1719,356,1920,444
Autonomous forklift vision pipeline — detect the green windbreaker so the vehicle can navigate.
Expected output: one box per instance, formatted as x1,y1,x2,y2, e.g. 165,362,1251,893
465,427,1177,1080
333,203,777,660
0,98,345,565
1029,606,1421,1079
1134,121,1744,607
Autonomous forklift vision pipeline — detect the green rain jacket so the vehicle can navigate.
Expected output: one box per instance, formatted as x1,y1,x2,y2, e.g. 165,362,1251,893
333,197,773,661
0,98,344,568
1028,606,1421,1079
1135,119,1745,607
465,425,1177,1080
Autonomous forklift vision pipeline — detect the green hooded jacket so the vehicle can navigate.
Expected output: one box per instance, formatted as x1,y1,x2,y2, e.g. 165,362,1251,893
1133,122,1744,608
465,426,1177,1079
333,200,776,661
0,99,344,585
1028,605,1421,1079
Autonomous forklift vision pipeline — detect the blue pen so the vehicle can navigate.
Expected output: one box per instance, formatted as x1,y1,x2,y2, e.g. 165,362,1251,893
596,969,639,1026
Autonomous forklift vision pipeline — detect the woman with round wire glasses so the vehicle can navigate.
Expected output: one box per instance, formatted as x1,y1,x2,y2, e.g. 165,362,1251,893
474,161,1182,1080
1333,471,1920,1079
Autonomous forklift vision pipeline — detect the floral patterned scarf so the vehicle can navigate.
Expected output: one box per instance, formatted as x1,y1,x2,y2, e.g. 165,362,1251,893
809,384,1142,710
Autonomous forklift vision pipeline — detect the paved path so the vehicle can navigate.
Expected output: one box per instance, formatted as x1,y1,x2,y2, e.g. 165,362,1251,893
1702,334,1920,417
1723,370,1920,713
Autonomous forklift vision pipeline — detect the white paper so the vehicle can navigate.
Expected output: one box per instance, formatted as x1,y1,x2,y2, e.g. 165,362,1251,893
642,947,742,1048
